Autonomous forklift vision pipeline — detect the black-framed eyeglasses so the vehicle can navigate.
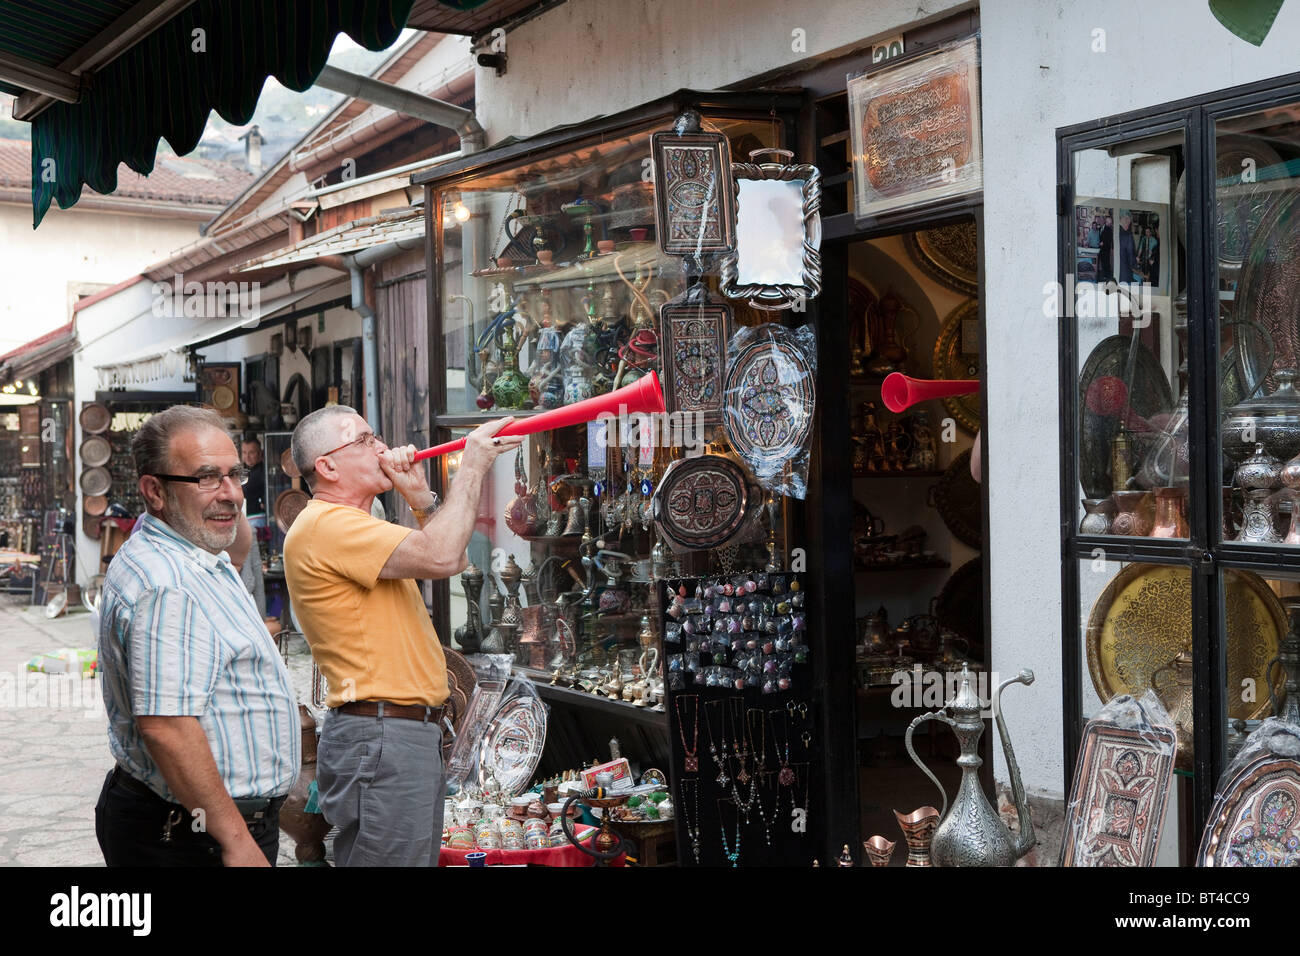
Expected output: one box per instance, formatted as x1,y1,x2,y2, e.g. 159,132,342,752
319,432,385,459
150,466,250,492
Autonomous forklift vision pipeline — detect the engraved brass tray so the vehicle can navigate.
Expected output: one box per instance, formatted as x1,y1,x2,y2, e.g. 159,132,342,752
932,300,981,433
905,221,978,295
1085,565,1286,721
1233,185,1300,397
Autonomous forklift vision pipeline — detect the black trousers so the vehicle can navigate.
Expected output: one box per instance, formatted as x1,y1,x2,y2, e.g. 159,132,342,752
94,768,282,867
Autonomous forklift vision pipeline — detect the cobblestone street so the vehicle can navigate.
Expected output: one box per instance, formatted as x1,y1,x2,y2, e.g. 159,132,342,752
0,598,315,866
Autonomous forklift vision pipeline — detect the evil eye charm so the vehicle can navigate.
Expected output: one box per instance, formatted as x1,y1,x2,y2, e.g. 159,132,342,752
734,677,746,690
726,617,741,635
704,584,716,599
775,636,791,652
742,616,756,631
776,600,791,615
763,640,775,655
777,619,794,637
778,676,792,691
640,478,653,495
682,618,696,635
790,592,805,608
721,583,735,597
793,614,807,632
745,638,758,651
744,579,758,594
771,579,786,595
763,658,777,674
593,480,606,496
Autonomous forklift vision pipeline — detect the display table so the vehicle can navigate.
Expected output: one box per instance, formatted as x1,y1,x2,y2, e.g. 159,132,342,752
438,826,626,867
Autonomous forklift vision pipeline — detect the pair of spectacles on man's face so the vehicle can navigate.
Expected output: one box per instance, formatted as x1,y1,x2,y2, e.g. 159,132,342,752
150,465,250,493
320,431,386,459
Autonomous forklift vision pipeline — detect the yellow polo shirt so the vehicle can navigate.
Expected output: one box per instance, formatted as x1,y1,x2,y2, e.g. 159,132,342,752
283,499,448,709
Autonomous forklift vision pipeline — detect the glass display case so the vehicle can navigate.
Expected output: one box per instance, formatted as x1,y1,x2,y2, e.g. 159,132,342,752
1060,77,1300,862
420,94,802,731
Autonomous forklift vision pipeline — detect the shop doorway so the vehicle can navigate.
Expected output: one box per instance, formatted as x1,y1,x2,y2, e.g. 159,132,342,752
815,216,990,862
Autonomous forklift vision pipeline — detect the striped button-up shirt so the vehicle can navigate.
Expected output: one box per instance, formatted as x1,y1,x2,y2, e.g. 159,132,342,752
98,515,300,801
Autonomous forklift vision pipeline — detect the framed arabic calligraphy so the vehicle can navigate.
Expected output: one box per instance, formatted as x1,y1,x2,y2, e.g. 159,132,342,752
659,289,732,427
848,35,982,220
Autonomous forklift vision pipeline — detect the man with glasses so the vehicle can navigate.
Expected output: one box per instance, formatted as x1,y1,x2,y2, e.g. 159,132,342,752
283,405,521,866
94,406,299,866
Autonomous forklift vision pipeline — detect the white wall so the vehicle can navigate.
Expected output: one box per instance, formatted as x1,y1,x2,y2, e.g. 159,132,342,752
0,203,205,353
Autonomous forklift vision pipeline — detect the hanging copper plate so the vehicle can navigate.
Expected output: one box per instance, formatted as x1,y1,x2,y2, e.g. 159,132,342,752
1086,565,1285,722
659,292,731,426
1233,187,1300,397
1077,334,1174,500
934,556,983,649
280,447,300,479
443,646,477,763
1198,742,1300,866
83,514,102,540
932,300,982,434
80,435,112,467
1061,711,1176,867
274,488,310,534
931,450,982,549
722,331,816,478
84,495,108,516
79,402,111,434
478,694,548,797
79,466,111,498
652,455,751,552
905,221,979,295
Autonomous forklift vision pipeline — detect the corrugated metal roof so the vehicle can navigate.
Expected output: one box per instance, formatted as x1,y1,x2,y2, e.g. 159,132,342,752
234,206,424,271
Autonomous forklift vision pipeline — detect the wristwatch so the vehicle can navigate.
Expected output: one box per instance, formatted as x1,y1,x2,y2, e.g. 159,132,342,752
410,492,440,522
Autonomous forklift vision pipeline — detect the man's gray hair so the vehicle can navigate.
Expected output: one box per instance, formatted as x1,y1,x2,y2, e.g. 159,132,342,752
292,405,358,486
131,405,230,479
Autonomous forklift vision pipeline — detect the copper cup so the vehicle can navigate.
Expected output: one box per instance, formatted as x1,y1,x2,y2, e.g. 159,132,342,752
863,835,897,867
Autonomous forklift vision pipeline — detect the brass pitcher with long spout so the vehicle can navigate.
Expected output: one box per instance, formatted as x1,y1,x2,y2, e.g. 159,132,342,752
904,662,1036,866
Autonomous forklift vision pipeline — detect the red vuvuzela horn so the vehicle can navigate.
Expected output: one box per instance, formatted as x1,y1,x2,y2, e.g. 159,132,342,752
413,370,668,462
881,372,980,414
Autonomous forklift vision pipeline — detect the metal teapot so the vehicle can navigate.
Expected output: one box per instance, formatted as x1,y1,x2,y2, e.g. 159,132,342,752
904,662,1036,867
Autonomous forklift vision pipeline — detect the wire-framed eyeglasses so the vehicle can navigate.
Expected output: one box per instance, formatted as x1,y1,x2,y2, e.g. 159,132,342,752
150,466,250,492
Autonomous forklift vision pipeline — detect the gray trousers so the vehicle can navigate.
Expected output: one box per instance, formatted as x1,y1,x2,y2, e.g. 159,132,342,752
317,709,445,867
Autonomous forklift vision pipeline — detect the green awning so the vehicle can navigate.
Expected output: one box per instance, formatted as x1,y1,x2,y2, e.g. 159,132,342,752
26,0,416,228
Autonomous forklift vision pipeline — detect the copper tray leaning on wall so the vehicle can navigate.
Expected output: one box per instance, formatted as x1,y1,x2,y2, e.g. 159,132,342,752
931,299,981,434
442,648,477,762
274,488,311,534
905,221,979,296
1086,564,1286,721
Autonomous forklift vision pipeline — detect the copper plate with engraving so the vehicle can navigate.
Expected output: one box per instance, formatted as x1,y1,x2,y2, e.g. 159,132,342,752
1233,187,1300,396
80,435,112,467
652,455,750,552
79,402,111,434
1198,743,1300,866
659,292,731,426
1086,565,1285,721
906,222,979,295
274,488,310,534
722,329,816,477
932,300,981,434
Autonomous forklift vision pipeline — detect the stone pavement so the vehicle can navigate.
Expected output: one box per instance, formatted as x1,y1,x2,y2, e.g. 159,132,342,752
0,596,317,866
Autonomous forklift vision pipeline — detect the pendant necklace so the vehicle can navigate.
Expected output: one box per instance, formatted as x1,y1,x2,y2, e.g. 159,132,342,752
752,771,779,846
704,700,730,788
729,698,751,785
680,778,702,864
789,762,812,835
770,708,795,786
717,799,741,868
674,695,699,772
748,708,768,776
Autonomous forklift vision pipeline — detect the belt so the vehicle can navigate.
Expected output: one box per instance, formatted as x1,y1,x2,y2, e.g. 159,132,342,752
112,765,285,821
334,700,446,723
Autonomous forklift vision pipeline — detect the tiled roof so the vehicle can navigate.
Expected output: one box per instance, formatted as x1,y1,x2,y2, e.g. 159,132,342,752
0,138,254,207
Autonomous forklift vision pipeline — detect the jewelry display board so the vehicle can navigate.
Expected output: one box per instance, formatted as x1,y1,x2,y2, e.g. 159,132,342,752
662,573,821,866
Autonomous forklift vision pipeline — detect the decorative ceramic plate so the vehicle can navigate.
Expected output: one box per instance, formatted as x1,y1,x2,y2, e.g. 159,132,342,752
1077,334,1174,500
1061,710,1177,867
79,402,110,434
79,466,111,498
934,557,983,649
652,455,751,551
1198,749,1300,866
478,695,548,797
931,450,981,549
931,300,981,434
906,221,979,295
1086,565,1286,721
722,334,816,477
274,488,310,534
1233,187,1300,396
80,435,112,468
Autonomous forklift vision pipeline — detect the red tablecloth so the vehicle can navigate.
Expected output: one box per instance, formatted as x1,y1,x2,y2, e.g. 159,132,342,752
438,826,626,867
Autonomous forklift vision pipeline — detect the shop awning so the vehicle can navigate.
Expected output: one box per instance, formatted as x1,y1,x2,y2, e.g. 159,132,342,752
0,320,78,385
234,206,424,271
93,281,347,388
0,0,418,227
